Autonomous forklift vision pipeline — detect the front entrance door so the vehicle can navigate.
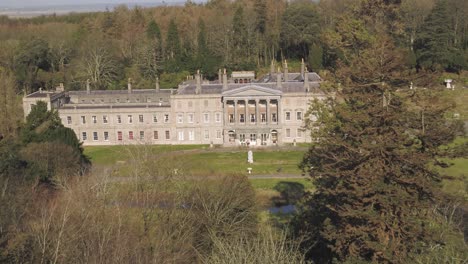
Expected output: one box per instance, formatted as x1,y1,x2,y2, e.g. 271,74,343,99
261,133,267,145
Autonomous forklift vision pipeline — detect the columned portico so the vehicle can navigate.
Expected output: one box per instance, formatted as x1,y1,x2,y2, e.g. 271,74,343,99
222,85,283,146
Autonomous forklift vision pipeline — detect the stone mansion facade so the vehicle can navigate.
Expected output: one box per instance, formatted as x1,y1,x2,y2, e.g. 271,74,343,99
23,61,326,146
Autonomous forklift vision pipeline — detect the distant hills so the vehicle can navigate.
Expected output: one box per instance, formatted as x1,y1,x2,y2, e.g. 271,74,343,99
0,2,197,18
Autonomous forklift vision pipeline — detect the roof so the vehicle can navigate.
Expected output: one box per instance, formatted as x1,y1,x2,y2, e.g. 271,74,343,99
68,89,173,96
177,81,321,95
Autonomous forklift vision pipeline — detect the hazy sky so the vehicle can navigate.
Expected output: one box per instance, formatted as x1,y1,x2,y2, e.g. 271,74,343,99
1,0,177,8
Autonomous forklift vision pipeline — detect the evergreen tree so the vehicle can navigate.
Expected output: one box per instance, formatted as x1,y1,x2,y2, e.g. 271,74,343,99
231,6,248,62
280,2,320,59
166,19,181,60
296,35,462,263
294,1,464,262
197,18,208,57
414,0,466,72
142,20,164,80
20,101,90,181
254,0,267,35
146,20,163,59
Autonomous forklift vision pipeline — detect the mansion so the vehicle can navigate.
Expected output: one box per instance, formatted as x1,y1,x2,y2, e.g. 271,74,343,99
23,61,326,146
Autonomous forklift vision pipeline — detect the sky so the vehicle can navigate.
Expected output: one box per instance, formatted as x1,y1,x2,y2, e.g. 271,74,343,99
1,0,180,8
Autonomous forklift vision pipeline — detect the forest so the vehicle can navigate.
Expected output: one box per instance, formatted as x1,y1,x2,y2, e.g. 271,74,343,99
0,0,466,94
0,0,467,263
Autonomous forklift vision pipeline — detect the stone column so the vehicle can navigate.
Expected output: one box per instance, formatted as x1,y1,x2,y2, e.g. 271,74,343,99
245,99,248,124
277,99,281,125
223,99,228,126
255,99,260,124
234,100,238,124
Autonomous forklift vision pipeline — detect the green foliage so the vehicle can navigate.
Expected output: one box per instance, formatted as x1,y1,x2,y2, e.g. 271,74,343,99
19,101,89,183
294,2,465,262
308,44,323,71
14,37,51,91
159,71,190,88
21,101,61,143
254,0,267,35
280,2,321,59
166,19,181,60
414,0,466,72
231,6,248,61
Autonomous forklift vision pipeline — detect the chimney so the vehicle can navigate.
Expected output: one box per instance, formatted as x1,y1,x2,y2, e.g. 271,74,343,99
222,68,228,91
56,83,64,92
218,69,222,84
276,67,282,89
301,58,305,78
283,60,288,81
127,78,132,94
86,79,90,94
155,76,160,93
195,70,201,94
270,60,275,75
304,67,309,92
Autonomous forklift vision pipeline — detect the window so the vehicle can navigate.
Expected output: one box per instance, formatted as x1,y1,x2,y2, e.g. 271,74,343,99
153,114,158,123
250,114,255,123
104,131,109,141
229,114,234,123
272,113,277,122
129,131,134,140
285,112,291,121
153,131,159,140
81,116,86,124
116,98,120,103
128,115,133,124
117,115,122,124
216,130,222,139
82,132,87,140
139,115,144,123
178,131,184,141
92,116,97,124
296,111,303,120
286,128,291,138
215,113,221,123
261,113,266,123
93,132,98,141
164,114,169,123
67,116,72,124
297,129,302,138
250,134,257,141
188,113,194,123
204,130,209,140
117,131,122,141
204,113,210,123
177,114,183,123
103,115,108,124
189,131,195,141
165,130,170,140
239,134,246,142
139,131,144,140
240,114,245,123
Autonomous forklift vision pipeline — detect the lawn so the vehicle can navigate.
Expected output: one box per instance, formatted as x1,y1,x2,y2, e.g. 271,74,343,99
84,144,209,165
84,145,306,175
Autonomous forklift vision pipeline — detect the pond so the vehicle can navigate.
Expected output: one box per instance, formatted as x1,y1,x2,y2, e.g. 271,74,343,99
268,204,296,214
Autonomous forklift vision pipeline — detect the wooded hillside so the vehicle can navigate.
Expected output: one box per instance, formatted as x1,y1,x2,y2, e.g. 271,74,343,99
0,0,466,94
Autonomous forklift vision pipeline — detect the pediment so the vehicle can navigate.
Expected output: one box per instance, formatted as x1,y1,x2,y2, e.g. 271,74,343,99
222,85,282,97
